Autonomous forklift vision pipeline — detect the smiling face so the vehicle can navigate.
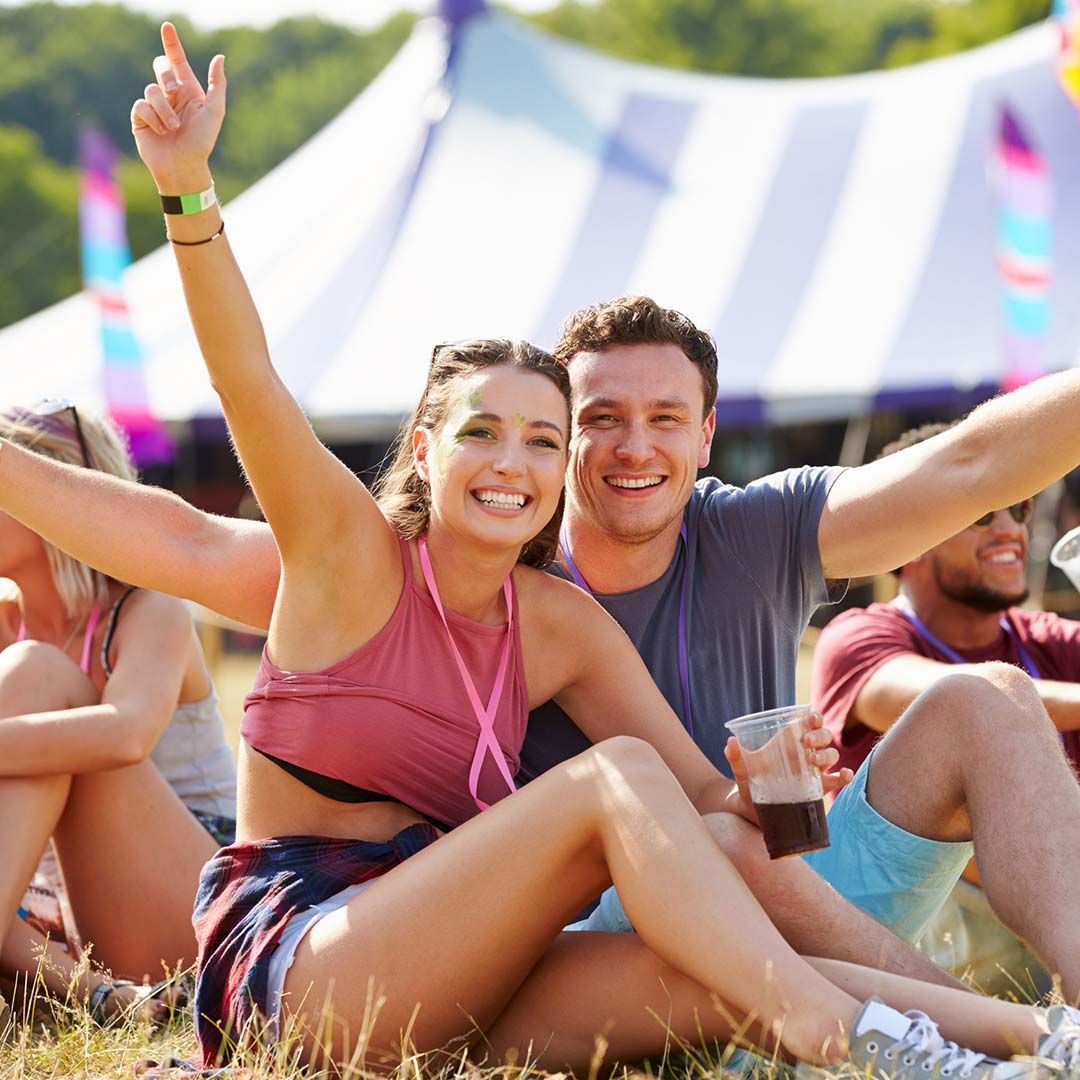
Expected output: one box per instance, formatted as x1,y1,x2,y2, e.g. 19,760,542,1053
415,365,569,554
924,506,1031,613
566,343,716,545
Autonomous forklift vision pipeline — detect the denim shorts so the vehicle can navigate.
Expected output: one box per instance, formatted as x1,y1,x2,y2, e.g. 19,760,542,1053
567,751,972,943
802,750,973,943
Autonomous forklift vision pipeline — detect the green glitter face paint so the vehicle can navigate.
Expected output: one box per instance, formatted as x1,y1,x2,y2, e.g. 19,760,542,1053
434,389,484,483
511,413,527,427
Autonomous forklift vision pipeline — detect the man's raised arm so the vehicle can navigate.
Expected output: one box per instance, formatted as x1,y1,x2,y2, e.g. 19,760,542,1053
0,439,278,629
819,368,1080,579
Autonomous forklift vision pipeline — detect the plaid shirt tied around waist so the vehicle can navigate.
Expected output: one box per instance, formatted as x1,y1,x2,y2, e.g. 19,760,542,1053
192,823,440,1065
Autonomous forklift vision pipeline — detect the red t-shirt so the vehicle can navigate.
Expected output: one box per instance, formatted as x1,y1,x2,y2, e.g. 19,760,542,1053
810,602,1080,773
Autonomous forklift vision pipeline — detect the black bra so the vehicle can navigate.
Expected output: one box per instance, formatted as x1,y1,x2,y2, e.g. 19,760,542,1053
253,748,450,831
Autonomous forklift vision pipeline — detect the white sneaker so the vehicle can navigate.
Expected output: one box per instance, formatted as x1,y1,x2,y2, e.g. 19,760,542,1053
797,998,1045,1080
1028,1004,1080,1078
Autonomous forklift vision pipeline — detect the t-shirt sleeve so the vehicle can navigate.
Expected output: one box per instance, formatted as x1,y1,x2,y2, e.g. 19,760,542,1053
810,607,922,744
1021,610,1080,682
702,466,847,636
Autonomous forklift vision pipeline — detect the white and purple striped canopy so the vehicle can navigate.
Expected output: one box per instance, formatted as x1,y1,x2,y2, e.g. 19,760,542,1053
3,8,1079,430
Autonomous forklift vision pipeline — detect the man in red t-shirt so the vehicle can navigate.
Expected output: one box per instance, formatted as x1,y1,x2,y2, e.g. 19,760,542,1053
810,422,1080,989
812,423,1080,777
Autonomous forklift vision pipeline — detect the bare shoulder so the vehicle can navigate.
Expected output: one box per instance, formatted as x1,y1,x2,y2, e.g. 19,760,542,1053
110,587,194,640
513,564,621,650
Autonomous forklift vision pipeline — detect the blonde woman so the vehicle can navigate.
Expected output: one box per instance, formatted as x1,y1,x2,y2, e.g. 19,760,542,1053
0,402,235,1020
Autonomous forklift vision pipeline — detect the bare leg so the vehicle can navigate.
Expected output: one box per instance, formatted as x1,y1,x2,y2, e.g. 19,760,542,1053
0,641,215,978
866,665,1080,998
485,939,1047,1073
0,642,88,938
0,917,152,1021
704,814,965,990
283,738,862,1068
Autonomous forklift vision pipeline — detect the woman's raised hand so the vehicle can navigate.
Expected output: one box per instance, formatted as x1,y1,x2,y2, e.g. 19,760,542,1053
131,22,225,192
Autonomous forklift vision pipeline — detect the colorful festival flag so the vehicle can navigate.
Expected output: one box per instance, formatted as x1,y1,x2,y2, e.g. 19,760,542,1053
991,106,1053,392
79,127,173,466
1053,0,1080,108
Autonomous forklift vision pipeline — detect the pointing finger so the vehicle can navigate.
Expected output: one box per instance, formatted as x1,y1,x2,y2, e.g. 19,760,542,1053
160,21,196,86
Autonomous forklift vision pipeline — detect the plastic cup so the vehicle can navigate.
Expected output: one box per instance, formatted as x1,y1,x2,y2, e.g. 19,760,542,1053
726,705,830,860
1051,525,1080,593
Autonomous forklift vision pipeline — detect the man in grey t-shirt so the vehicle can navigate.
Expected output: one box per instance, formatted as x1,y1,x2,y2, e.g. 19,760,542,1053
521,295,1080,1000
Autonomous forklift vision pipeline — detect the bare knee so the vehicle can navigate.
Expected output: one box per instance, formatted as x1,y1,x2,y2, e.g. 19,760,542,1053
901,664,1047,740
0,640,99,715
581,735,671,789
570,736,683,824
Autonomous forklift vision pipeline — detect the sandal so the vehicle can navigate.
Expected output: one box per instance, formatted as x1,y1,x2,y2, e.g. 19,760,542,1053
88,973,190,1028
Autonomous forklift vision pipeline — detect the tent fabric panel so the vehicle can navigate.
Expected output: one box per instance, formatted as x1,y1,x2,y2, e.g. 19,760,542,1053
710,100,867,399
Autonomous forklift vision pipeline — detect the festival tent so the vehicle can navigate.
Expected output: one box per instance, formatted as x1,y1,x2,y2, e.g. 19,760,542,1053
2,2,1079,431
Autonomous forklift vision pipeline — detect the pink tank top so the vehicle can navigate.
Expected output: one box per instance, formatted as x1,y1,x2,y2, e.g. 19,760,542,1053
241,536,529,830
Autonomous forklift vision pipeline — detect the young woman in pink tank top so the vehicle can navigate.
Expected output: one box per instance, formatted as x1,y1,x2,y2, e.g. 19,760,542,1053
0,405,232,1024
115,22,1062,1073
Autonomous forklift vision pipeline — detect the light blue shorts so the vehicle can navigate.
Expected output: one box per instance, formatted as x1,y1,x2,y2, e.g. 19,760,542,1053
567,751,973,944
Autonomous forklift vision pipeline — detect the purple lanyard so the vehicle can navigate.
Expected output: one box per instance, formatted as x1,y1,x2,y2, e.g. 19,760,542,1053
559,521,694,739
893,596,1041,679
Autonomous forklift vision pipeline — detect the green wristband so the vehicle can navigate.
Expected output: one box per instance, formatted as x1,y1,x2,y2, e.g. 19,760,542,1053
159,182,217,216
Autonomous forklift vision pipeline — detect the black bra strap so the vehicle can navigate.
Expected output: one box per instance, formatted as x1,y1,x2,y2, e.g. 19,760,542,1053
101,586,138,678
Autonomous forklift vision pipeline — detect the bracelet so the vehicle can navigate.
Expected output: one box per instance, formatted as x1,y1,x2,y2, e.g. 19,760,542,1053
159,182,217,216
168,220,226,247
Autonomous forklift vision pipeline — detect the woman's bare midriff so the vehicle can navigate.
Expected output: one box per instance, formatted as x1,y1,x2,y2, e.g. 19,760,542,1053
236,739,434,844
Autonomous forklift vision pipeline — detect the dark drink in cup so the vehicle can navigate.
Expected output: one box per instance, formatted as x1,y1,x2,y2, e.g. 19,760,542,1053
754,797,829,859
726,705,831,861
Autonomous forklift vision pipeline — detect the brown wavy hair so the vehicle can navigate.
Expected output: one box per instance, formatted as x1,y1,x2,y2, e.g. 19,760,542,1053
373,339,571,568
555,295,719,417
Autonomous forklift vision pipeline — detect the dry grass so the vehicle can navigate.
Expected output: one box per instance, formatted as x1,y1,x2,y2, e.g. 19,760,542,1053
0,988,762,1080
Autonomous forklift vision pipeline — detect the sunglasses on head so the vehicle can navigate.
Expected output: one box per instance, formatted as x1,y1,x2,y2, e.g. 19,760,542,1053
33,398,91,469
970,499,1033,530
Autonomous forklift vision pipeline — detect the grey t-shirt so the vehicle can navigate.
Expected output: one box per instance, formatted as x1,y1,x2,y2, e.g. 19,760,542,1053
518,467,845,780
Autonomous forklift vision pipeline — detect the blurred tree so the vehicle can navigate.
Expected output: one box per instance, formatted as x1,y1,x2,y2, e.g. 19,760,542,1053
0,4,412,329
0,124,78,328
530,0,1051,76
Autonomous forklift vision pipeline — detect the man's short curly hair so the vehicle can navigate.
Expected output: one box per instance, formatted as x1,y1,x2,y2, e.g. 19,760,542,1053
877,420,958,461
554,295,718,418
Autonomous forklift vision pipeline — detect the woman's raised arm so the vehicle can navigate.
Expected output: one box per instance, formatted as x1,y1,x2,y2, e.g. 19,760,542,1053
131,23,397,585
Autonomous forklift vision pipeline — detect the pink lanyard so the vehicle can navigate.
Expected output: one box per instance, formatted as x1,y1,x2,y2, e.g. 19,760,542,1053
417,536,517,810
16,603,103,675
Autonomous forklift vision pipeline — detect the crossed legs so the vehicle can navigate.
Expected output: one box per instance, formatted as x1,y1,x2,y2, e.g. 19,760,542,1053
279,737,1045,1071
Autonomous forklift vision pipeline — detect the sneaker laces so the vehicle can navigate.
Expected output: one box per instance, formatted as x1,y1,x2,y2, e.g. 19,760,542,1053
1040,1009,1080,1073
887,1011,988,1079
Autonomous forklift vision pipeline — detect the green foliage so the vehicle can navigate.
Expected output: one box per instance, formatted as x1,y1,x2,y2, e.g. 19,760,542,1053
0,124,79,329
529,0,1052,77
0,3,413,329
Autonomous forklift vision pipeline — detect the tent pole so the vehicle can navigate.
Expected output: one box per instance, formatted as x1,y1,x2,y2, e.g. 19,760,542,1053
837,414,872,469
